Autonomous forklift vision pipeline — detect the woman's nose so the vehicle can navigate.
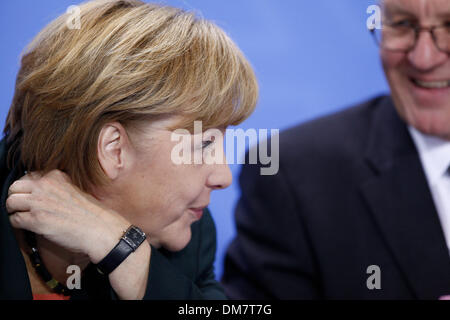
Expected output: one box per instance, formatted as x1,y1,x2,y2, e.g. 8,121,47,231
206,162,232,190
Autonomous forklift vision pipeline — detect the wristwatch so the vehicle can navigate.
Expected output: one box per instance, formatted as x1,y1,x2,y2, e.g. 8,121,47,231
95,225,146,275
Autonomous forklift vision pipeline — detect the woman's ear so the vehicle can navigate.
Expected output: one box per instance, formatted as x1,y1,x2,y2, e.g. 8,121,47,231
97,122,133,180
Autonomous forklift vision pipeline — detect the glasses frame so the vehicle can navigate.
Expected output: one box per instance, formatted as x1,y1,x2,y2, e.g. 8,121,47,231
370,24,450,54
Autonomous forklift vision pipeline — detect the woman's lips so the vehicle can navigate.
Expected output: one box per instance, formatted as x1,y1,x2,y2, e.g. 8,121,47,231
189,207,205,220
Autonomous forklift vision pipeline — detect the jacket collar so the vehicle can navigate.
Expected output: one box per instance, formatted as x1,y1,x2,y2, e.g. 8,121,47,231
360,96,450,299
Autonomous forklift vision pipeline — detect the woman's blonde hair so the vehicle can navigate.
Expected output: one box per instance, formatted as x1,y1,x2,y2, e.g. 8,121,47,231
4,0,258,192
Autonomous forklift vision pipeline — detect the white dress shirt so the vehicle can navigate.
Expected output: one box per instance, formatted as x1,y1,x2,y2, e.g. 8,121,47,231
409,126,450,255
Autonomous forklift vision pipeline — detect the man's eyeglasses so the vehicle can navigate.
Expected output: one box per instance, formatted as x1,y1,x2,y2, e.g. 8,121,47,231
370,21,450,53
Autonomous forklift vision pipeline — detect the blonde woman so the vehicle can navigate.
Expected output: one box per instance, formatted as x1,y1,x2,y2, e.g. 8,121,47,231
1,0,257,300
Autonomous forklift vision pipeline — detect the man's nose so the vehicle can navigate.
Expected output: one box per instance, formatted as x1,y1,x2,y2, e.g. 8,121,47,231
407,31,448,71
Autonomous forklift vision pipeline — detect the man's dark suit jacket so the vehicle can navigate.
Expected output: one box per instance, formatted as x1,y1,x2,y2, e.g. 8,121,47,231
0,137,226,300
222,95,450,299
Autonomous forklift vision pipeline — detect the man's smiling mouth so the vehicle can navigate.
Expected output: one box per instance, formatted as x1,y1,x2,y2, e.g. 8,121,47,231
411,78,450,89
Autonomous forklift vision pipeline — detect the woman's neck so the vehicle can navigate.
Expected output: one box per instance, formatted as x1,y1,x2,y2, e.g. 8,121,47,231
13,228,90,294
36,235,91,285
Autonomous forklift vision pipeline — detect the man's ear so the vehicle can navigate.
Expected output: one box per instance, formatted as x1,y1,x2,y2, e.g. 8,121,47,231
97,122,133,180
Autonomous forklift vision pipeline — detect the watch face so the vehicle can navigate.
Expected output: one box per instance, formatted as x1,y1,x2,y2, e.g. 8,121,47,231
123,226,146,250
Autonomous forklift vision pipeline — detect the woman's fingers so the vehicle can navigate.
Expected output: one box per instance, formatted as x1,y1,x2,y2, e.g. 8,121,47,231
5,193,32,214
8,179,33,196
9,211,35,231
6,169,130,258
7,179,35,216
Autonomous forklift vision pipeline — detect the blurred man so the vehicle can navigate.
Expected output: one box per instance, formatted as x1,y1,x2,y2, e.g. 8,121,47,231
222,0,450,299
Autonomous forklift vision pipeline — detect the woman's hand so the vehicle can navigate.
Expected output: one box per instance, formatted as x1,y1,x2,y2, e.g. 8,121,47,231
7,169,129,262
6,169,151,299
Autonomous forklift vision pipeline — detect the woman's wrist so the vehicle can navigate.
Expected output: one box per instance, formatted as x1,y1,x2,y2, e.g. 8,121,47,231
86,216,130,264
95,225,147,275
108,239,151,300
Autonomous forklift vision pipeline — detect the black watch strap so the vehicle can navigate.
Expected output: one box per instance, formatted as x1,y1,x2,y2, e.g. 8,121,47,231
95,225,146,276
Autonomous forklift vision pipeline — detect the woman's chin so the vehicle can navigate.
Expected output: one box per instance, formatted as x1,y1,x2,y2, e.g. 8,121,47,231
159,227,192,252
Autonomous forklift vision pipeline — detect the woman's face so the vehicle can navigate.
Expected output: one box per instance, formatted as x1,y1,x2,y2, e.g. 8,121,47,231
98,116,232,252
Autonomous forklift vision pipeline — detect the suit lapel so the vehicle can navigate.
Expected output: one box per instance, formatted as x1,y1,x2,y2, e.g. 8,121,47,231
360,97,450,299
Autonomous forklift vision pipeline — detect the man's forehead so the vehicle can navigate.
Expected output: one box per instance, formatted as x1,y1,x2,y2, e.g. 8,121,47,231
382,0,450,16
